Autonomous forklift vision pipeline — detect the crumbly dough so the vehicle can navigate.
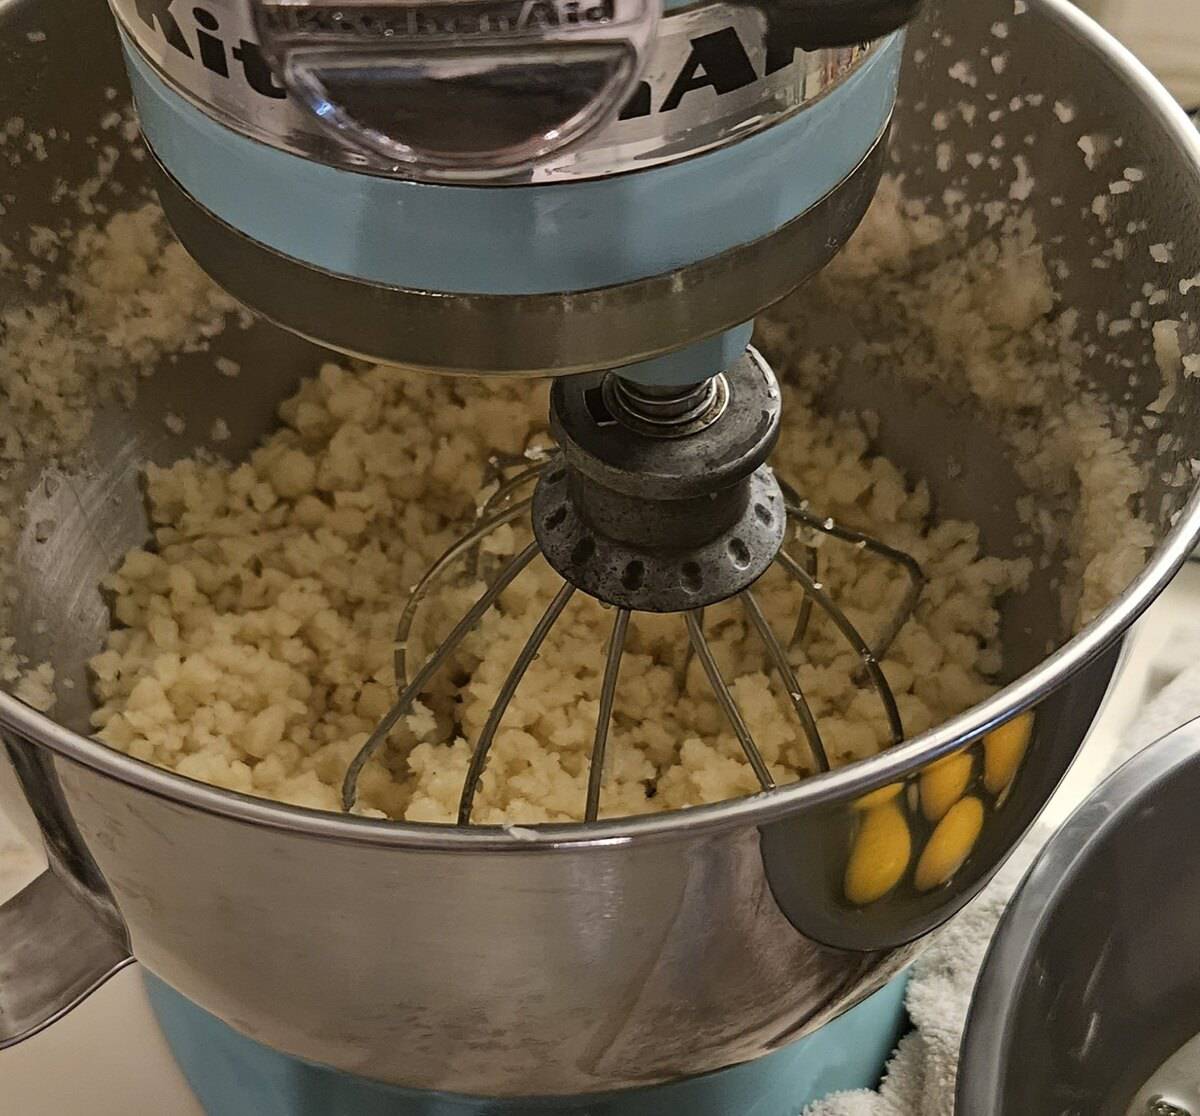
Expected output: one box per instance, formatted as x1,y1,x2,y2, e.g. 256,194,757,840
761,177,1154,630
82,180,1153,825
0,204,238,703
89,372,1026,823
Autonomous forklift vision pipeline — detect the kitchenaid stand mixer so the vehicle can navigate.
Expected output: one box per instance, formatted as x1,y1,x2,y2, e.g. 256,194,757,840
110,0,929,828
4,0,1200,1112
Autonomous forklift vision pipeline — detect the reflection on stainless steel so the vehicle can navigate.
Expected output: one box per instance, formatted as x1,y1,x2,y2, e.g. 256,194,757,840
0,869,134,1048
1146,1094,1195,1116
959,723,1200,1115
0,0,1199,1099
248,0,662,176
1129,1004,1200,1114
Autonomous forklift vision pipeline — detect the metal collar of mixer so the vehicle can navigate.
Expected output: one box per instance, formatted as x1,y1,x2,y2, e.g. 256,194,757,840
536,352,784,613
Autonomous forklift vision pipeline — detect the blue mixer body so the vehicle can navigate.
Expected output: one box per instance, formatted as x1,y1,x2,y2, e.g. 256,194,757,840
122,34,903,297
146,972,909,1115
121,28,902,383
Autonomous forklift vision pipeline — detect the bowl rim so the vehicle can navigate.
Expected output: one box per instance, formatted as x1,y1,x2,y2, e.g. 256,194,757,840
4,0,1200,852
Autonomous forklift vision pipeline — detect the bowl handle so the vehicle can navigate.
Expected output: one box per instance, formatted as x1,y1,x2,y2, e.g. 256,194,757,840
0,870,134,1047
0,734,133,1047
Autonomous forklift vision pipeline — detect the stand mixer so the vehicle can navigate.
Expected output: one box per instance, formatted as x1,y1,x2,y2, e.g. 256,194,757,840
112,0,929,828
2,0,1200,1113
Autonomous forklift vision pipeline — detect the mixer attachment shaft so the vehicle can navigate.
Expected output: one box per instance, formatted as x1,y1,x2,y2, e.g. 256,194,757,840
342,352,925,823
535,350,787,614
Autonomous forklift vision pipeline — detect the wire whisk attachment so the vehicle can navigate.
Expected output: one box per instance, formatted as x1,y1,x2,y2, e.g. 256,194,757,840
341,454,925,825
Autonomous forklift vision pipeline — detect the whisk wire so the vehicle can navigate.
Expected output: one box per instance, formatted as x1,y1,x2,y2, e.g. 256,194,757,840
740,590,830,773
478,450,550,499
775,549,904,747
344,473,921,819
685,610,776,792
482,461,552,516
394,498,534,690
341,537,541,811
677,605,703,691
778,477,925,661
471,459,553,577
585,608,631,822
789,543,819,651
458,581,577,825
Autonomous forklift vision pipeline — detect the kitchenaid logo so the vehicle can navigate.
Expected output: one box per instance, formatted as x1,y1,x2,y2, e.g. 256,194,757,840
130,0,288,97
126,0,840,118
259,0,617,38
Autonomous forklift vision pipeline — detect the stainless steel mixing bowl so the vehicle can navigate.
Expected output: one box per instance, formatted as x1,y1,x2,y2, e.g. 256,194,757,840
2,0,1200,1098
958,719,1200,1116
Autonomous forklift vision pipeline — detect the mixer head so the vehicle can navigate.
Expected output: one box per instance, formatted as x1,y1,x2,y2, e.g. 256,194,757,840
109,0,922,378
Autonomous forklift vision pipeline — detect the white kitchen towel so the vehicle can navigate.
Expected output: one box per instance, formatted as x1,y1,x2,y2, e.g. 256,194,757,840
803,659,1200,1116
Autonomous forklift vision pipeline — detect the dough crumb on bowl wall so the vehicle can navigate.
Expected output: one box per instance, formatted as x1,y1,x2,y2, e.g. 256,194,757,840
0,191,242,706
761,176,1157,635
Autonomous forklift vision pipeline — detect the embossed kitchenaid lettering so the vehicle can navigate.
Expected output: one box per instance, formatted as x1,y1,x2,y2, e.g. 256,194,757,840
127,0,825,117
132,0,285,95
258,0,618,38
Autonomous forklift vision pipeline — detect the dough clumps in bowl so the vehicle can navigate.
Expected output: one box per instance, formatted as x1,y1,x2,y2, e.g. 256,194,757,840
78,180,1151,824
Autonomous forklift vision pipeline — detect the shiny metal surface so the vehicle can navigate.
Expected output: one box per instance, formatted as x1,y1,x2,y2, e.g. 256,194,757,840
145,127,890,374
110,0,878,183
1129,1033,1200,1116
1,0,1200,1098
0,869,133,1048
247,0,660,176
0,736,133,1046
957,720,1200,1116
